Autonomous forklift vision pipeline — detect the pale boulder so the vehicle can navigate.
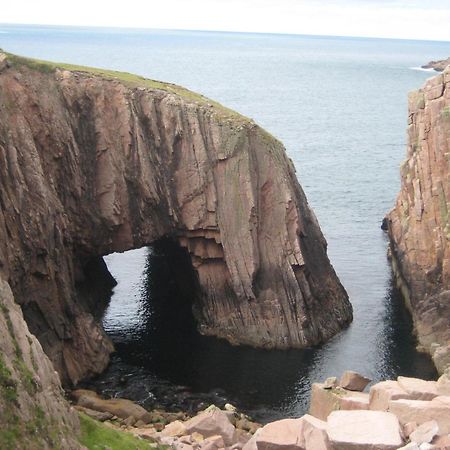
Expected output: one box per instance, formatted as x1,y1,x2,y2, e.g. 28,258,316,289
326,410,403,450
410,420,439,445
437,372,450,396
389,397,450,434
160,420,188,437
184,406,236,445
397,377,439,401
242,418,305,450
339,371,371,391
309,383,368,420
302,414,330,450
369,380,410,411
199,435,225,450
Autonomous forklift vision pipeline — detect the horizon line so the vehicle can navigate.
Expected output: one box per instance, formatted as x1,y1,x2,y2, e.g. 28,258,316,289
1,21,450,44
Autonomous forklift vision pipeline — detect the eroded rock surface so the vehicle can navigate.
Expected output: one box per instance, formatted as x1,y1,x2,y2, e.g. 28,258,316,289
387,66,450,374
0,52,352,385
0,278,80,449
422,57,450,72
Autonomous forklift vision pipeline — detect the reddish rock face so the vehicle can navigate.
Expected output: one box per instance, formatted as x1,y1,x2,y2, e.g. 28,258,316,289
0,52,352,385
387,67,450,374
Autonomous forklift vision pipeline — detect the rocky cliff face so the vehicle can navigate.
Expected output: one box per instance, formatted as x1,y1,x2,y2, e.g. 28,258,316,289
0,52,352,386
0,278,80,449
387,67,450,374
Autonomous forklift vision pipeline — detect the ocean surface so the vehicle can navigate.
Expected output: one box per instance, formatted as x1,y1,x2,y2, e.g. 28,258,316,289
2,24,450,422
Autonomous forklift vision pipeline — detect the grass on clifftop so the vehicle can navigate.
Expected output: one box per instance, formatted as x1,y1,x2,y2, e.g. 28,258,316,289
3,51,247,123
79,413,167,450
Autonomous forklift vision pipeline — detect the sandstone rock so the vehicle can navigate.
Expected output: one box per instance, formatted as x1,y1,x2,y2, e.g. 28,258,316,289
302,414,330,450
235,417,261,434
421,57,450,72
387,65,450,375
184,406,235,445
339,371,371,391
199,435,225,450
323,376,338,389
410,420,440,445
326,410,403,450
431,433,450,449
309,383,368,420
0,51,352,385
398,444,420,450
397,377,439,400
161,420,188,437
403,422,419,439
0,278,81,449
74,405,114,421
72,390,152,423
369,380,410,411
242,417,305,450
388,397,450,434
437,373,450,396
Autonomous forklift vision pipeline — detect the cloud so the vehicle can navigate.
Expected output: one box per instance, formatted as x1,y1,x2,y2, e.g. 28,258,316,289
1,0,450,41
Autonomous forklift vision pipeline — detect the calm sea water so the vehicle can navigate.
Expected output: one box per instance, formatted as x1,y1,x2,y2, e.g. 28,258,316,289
3,24,450,421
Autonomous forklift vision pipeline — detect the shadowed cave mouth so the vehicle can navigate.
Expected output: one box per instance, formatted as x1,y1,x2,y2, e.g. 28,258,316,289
87,237,238,415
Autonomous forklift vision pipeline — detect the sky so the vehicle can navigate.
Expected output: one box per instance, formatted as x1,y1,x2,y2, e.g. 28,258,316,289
2,0,450,41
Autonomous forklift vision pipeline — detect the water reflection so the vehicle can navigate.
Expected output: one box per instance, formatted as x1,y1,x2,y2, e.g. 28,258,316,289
95,241,436,423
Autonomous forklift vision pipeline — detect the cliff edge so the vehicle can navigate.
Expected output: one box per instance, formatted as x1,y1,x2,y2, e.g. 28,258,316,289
387,67,450,374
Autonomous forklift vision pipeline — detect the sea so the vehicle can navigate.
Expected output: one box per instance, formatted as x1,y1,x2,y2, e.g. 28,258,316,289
2,24,450,422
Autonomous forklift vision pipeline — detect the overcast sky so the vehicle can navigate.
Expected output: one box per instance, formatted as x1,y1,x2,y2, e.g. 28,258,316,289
2,0,450,41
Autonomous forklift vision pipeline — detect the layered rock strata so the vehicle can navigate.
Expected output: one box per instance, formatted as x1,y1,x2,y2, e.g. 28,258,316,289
387,67,450,374
0,52,352,385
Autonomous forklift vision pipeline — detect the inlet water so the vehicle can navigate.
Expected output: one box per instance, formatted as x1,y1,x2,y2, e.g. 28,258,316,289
2,25,449,422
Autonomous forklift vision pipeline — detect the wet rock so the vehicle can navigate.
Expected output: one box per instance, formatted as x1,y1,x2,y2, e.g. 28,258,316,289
339,371,371,391
326,410,403,450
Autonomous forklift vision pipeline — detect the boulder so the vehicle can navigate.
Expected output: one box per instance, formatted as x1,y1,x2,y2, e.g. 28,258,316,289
309,383,369,420
71,390,152,423
323,377,338,389
183,406,236,445
339,371,371,391
388,397,450,434
242,418,305,450
74,405,113,421
397,377,439,401
326,410,403,450
199,435,225,450
302,414,330,450
431,433,450,449
369,380,410,411
160,420,187,437
410,420,439,445
437,373,450,396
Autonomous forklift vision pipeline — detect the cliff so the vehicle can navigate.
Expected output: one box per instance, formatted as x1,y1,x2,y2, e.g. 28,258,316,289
387,67,450,374
0,51,352,387
422,57,450,72
0,278,80,449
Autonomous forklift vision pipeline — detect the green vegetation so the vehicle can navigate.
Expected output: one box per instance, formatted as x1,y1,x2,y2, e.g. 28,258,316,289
4,51,247,123
79,413,165,450
441,106,450,119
